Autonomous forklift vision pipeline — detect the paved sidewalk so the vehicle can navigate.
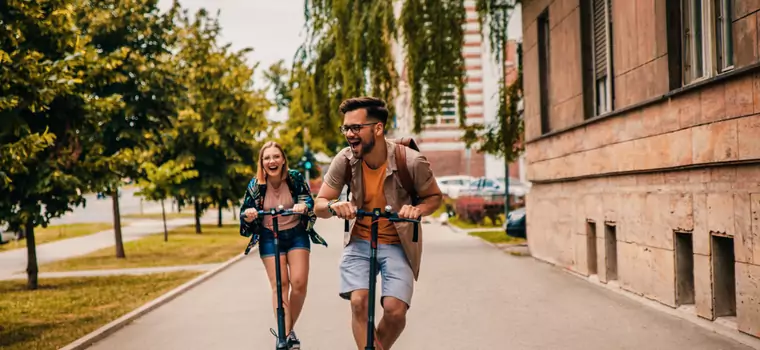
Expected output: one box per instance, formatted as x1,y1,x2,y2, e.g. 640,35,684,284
83,218,753,350
0,212,219,279
2,263,220,280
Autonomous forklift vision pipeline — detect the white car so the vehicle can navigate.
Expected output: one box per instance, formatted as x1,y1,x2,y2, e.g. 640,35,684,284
436,175,474,198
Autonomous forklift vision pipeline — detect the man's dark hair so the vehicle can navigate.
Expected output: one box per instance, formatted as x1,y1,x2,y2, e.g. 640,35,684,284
339,96,389,124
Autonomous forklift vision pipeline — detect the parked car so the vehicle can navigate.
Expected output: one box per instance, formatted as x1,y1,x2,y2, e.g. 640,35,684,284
436,175,474,198
504,207,526,239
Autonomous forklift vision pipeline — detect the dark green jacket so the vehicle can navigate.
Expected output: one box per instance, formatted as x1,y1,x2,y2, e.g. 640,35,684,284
239,169,327,254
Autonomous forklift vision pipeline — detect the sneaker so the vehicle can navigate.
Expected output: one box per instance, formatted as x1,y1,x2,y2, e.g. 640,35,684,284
271,328,287,349
287,330,301,349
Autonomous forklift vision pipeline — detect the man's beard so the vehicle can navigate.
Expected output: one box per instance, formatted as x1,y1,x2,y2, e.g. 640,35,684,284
351,137,375,158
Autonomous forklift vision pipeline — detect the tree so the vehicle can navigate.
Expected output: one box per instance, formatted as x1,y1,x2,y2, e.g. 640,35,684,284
135,157,198,241
262,60,323,180
75,0,183,258
296,0,469,155
0,0,121,289
462,0,524,218
167,8,270,232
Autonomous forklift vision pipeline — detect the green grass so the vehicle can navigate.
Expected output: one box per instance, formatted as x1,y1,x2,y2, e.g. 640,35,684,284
0,271,202,350
448,214,504,229
40,224,243,272
0,223,113,252
468,230,526,244
122,212,195,220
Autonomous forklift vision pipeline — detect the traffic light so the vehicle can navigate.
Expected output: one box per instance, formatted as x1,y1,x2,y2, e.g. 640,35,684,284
301,155,312,170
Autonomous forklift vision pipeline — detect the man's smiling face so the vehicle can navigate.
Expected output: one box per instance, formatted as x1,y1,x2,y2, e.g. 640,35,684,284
343,108,379,158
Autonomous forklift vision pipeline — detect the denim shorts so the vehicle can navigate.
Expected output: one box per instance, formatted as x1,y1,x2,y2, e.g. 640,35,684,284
339,238,414,308
258,225,311,259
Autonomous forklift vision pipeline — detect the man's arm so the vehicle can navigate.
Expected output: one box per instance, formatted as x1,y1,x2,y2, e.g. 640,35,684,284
411,154,442,217
314,153,348,218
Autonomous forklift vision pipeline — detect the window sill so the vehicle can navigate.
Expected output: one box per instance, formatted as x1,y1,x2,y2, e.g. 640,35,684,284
526,61,760,145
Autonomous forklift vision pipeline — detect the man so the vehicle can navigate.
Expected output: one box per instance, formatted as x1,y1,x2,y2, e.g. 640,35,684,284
314,97,442,349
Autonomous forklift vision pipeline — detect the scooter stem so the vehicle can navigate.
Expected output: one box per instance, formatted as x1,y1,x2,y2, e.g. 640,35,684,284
273,207,288,350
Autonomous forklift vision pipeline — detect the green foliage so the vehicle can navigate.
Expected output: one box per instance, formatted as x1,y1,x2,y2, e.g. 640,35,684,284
400,0,468,132
463,0,524,162
135,158,199,202
150,8,269,221
296,0,469,151
76,0,183,191
0,0,118,232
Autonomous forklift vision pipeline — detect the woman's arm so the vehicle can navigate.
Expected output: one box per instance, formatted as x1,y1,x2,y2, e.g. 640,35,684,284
239,179,259,237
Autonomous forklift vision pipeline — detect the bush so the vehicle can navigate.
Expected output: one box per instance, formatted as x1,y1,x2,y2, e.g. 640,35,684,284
454,196,506,225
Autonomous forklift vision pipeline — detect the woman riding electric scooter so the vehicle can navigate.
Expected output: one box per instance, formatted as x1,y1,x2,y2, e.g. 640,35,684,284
240,141,328,349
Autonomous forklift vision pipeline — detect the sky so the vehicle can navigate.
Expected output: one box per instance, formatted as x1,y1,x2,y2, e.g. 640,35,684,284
158,0,307,121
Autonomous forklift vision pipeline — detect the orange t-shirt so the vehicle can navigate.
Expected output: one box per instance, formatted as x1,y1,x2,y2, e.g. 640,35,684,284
351,160,400,244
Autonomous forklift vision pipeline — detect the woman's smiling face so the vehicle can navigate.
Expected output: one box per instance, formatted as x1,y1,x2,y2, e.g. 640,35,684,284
262,146,285,179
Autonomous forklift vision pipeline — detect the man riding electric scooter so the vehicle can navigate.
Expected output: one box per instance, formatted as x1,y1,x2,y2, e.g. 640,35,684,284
315,97,443,349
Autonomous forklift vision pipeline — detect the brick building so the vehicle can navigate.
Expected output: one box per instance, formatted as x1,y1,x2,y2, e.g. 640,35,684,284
522,0,759,340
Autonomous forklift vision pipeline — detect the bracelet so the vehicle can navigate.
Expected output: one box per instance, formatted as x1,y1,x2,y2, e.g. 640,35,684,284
327,199,338,215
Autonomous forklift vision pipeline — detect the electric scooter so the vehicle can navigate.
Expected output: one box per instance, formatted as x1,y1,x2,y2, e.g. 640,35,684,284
256,205,302,350
354,205,420,350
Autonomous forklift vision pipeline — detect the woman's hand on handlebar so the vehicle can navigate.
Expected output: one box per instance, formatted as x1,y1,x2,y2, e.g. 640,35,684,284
331,201,357,220
398,205,422,220
292,203,308,214
243,208,259,223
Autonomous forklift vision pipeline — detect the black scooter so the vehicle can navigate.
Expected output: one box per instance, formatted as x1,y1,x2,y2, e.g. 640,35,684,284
256,205,302,350
354,205,420,350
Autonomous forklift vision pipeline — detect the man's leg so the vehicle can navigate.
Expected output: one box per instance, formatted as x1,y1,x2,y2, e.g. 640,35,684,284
339,239,371,349
349,289,369,349
377,297,407,348
376,243,414,349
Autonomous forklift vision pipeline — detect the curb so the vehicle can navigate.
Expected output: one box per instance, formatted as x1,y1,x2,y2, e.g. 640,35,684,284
59,251,252,350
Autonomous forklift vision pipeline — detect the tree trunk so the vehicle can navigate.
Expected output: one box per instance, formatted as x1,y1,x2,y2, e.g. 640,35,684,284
112,189,126,258
217,203,222,227
25,219,38,290
161,199,168,242
504,162,510,220
194,197,201,234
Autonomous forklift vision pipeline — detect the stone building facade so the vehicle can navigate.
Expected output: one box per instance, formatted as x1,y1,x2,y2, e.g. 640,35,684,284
522,0,760,339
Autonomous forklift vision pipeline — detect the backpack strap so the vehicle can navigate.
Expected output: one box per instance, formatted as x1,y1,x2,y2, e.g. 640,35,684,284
394,143,418,205
343,155,352,233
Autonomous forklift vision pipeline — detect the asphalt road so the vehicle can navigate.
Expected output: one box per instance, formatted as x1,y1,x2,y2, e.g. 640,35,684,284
85,218,754,350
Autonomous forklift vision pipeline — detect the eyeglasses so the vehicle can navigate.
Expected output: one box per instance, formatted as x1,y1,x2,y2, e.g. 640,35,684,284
339,122,378,135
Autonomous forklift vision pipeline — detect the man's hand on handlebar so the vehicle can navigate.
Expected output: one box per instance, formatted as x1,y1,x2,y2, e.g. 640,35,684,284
397,205,422,220
243,208,259,223
330,201,357,220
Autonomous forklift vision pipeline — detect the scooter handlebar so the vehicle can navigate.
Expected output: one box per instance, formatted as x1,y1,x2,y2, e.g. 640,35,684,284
240,205,304,221
355,206,421,242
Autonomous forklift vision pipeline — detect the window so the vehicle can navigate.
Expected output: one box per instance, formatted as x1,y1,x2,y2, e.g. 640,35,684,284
537,9,551,134
681,0,733,85
425,85,459,125
592,0,614,116
714,0,733,71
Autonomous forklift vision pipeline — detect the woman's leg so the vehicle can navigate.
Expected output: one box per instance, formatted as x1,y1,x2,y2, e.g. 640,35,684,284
262,253,293,335
286,248,310,328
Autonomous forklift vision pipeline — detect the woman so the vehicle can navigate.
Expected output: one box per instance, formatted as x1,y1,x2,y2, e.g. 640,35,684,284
240,141,327,349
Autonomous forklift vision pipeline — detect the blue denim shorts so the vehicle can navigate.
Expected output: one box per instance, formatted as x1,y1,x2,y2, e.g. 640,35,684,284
258,225,311,258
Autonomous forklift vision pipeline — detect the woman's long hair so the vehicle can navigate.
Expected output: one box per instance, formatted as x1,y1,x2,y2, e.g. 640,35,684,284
255,141,290,184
